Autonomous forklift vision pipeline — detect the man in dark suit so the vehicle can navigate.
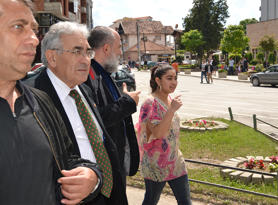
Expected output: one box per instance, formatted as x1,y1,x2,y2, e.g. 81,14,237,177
24,21,128,205
86,26,140,179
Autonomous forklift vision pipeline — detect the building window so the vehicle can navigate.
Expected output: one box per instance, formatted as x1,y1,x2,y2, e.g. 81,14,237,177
155,35,161,40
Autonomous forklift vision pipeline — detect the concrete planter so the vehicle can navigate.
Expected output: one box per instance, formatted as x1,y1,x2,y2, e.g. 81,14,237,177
220,156,277,185
184,69,191,74
238,73,248,80
180,120,228,131
218,72,227,78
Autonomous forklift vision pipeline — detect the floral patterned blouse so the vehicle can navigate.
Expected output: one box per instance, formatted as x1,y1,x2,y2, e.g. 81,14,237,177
137,96,187,182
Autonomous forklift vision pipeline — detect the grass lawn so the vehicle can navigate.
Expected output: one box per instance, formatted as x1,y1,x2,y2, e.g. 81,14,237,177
128,118,278,205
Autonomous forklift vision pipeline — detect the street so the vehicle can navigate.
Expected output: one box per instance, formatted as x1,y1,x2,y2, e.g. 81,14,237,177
132,70,278,138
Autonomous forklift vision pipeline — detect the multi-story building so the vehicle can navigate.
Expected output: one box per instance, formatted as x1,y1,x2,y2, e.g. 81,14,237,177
32,0,93,63
260,0,278,21
247,0,278,58
110,16,174,62
33,0,93,36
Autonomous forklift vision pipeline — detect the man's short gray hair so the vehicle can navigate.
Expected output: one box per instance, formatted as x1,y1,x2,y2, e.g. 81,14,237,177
88,26,116,49
41,21,89,66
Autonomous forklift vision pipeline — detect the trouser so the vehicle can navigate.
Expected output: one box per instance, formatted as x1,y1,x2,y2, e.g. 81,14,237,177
207,72,213,83
200,71,208,83
142,175,191,205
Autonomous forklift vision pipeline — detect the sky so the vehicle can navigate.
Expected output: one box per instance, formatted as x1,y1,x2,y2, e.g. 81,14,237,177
93,0,261,29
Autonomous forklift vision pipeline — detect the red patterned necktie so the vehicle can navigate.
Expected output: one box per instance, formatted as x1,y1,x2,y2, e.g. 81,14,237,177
69,89,113,197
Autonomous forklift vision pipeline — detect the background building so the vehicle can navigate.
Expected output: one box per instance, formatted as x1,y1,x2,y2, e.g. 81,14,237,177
247,0,278,57
32,0,93,63
260,0,278,21
110,16,174,62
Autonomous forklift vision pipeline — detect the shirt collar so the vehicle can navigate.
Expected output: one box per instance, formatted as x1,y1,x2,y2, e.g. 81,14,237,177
47,68,79,101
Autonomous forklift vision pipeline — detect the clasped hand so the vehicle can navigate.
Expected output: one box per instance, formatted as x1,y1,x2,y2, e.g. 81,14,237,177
58,167,98,205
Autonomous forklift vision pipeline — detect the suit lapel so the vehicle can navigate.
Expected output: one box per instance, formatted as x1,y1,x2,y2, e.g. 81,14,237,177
36,70,81,155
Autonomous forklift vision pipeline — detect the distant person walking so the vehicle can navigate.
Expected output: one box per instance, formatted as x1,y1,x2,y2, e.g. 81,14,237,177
137,65,191,205
228,57,234,75
207,61,213,84
171,60,179,73
200,60,208,83
242,57,248,72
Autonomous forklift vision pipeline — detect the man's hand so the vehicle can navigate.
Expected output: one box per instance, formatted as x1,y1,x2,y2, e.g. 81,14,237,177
58,167,98,205
122,82,141,105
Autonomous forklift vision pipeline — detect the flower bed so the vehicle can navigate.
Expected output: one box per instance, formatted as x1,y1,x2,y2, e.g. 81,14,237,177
220,156,278,185
180,119,228,131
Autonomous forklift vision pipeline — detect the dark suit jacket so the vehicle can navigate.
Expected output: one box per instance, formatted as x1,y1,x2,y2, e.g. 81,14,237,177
85,60,139,176
24,68,128,205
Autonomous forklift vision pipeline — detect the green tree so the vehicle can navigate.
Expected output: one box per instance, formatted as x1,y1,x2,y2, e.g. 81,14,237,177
239,18,258,34
259,35,277,63
256,52,264,64
245,52,253,63
183,0,229,54
220,25,249,55
268,52,276,64
181,30,205,62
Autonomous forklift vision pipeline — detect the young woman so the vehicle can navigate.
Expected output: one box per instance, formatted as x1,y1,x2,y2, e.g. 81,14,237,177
137,65,191,205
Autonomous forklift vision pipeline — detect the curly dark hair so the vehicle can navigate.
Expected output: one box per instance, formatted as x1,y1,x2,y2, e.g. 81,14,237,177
150,65,176,93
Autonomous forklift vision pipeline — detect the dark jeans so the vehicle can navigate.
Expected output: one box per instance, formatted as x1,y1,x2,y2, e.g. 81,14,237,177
142,175,191,205
200,71,208,83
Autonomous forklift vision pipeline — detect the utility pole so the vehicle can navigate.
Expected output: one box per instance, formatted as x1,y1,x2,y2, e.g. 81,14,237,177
136,22,141,69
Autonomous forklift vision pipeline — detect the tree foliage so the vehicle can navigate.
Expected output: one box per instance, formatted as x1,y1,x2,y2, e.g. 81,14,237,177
259,35,277,62
239,18,258,34
220,25,249,55
181,30,205,56
183,0,229,53
245,52,253,63
268,52,276,64
256,52,264,63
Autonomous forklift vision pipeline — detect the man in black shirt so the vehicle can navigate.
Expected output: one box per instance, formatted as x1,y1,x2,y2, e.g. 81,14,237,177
0,0,102,204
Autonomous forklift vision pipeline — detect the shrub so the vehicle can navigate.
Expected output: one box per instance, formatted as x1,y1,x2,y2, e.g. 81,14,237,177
255,64,264,72
256,52,264,63
245,52,253,62
268,52,276,64
250,59,258,65
218,69,227,73
176,55,184,64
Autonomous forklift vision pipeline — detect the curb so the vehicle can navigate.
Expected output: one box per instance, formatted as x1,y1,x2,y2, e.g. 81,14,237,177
135,70,250,84
180,73,250,84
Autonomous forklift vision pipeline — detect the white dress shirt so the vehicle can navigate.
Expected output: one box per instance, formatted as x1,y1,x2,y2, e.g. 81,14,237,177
47,69,103,163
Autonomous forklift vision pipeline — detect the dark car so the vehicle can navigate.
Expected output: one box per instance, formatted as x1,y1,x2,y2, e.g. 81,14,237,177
111,68,136,91
250,65,278,87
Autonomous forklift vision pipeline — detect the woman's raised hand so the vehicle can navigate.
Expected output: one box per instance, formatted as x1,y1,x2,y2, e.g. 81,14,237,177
169,95,182,113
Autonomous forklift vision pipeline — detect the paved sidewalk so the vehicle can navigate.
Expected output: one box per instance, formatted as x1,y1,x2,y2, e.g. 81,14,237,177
181,71,250,83
127,185,205,205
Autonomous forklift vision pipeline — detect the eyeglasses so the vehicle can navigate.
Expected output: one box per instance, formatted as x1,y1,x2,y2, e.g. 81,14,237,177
52,48,95,59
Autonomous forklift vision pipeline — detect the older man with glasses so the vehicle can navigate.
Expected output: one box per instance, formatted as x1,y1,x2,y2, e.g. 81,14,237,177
24,21,126,205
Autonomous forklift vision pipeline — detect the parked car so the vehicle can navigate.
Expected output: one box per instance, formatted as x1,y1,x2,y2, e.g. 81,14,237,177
147,61,157,68
111,68,136,91
23,63,46,80
250,65,278,87
118,64,135,78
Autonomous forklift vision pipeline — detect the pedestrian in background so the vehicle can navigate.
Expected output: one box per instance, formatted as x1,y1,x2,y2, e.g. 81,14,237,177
242,57,248,72
207,62,213,84
228,57,234,75
137,65,191,205
200,60,208,83
171,60,179,73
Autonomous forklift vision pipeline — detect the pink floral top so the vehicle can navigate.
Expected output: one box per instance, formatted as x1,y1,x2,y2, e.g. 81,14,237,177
137,96,187,182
